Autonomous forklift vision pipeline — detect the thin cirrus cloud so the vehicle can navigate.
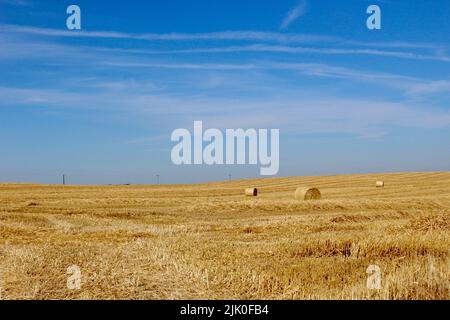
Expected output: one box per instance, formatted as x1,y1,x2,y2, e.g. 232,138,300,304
102,61,258,70
1,27,449,99
406,80,450,96
2,24,447,52
0,24,335,43
0,0,30,6
108,44,450,63
1,20,449,135
2,26,449,64
280,1,308,30
1,85,450,137
99,60,450,97
1,34,448,64
0,30,448,99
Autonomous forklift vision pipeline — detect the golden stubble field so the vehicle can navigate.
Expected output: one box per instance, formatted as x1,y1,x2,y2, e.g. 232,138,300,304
0,172,449,300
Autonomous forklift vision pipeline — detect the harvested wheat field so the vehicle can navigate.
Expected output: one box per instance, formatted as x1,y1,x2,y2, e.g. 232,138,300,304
0,172,449,300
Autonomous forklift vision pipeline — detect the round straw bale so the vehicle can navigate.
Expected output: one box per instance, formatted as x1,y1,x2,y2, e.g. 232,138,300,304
245,188,258,196
294,187,321,200
376,181,385,188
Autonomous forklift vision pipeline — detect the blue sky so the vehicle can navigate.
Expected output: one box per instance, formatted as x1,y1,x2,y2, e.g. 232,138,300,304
0,0,449,184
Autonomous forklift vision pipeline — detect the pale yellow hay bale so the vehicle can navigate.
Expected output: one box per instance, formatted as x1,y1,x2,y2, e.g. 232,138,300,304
376,181,385,188
294,187,321,200
244,188,258,196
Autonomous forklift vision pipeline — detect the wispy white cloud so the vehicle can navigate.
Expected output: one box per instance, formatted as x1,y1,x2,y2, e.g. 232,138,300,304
1,33,449,64
1,85,449,136
102,61,258,70
1,40,447,99
88,79,159,92
1,31,448,98
272,62,416,82
99,60,450,97
119,44,450,62
280,1,307,30
406,80,450,96
0,0,30,6
1,24,334,43
2,24,446,51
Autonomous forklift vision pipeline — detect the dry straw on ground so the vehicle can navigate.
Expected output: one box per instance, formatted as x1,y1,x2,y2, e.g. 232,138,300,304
245,188,258,196
0,172,449,300
294,187,322,200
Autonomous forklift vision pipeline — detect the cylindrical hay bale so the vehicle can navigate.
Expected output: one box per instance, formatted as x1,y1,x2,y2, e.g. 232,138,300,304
294,187,321,200
376,181,385,188
245,188,258,196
